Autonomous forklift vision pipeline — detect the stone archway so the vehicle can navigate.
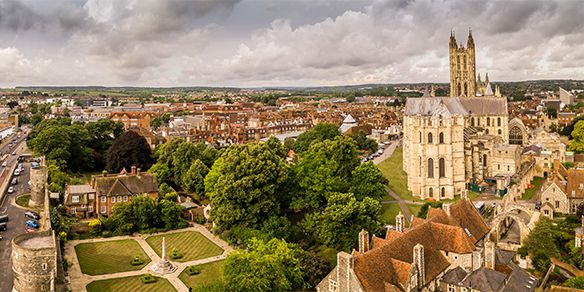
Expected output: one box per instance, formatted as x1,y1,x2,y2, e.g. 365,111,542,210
491,213,530,245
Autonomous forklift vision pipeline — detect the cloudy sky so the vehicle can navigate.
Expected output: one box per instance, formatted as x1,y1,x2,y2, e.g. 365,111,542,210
0,0,583,87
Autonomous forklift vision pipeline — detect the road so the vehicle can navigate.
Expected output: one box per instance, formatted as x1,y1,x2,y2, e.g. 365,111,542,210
0,131,32,292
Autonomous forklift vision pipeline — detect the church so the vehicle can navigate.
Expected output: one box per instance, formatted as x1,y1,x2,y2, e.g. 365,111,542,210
402,30,520,200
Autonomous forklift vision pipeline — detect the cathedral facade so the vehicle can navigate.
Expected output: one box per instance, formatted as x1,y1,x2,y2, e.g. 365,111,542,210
403,30,513,200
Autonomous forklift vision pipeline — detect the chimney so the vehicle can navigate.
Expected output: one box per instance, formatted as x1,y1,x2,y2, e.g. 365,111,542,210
443,203,452,216
396,211,405,233
413,244,425,287
462,189,469,200
102,170,108,177
131,165,137,175
358,229,369,253
336,252,354,290
137,168,141,176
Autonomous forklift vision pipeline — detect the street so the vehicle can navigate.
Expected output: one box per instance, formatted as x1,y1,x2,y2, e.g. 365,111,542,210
0,131,32,292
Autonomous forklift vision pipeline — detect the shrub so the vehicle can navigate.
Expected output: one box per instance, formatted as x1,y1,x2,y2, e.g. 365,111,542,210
196,214,206,225
185,265,201,275
131,256,144,266
141,274,157,284
171,248,183,259
101,230,113,238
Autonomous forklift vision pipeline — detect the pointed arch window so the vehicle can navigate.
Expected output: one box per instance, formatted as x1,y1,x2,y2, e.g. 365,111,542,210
497,117,501,127
439,132,444,144
428,133,433,144
441,187,446,198
483,154,488,167
439,158,445,178
428,158,434,178
429,187,434,198
419,131,422,143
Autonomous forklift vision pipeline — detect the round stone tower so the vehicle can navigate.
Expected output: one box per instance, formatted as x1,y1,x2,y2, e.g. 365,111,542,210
29,165,47,208
11,231,57,292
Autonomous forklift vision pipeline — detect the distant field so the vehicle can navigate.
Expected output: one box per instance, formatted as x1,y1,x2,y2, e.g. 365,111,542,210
178,261,225,290
75,239,150,275
146,231,223,262
86,275,176,292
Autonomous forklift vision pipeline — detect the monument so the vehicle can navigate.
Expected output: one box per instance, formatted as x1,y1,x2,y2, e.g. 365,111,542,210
149,237,177,275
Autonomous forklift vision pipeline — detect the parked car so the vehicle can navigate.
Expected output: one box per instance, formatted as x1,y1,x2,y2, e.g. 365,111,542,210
1,161,6,167
25,227,36,233
0,215,8,223
0,234,3,240
13,169,20,176
26,220,39,229
7,186,14,193
25,211,40,220
11,178,18,185
0,222,7,231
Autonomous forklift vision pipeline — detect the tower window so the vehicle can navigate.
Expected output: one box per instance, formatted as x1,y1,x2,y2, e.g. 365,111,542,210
497,117,501,126
439,132,444,144
428,133,433,144
439,158,445,178
428,158,434,178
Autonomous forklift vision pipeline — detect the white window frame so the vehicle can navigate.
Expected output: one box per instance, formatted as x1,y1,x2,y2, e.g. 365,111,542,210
72,196,80,203
101,196,106,202
88,193,94,200
123,195,128,202
117,196,122,202
329,279,337,292
101,206,106,213
71,207,76,214
111,197,115,203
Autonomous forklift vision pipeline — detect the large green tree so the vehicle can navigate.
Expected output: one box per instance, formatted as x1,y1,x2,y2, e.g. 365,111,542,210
302,192,382,250
349,162,388,201
182,159,209,194
522,218,559,272
293,123,340,153
569,120,584,153
224,238,306,292
205,142,288,230
106,130,154,172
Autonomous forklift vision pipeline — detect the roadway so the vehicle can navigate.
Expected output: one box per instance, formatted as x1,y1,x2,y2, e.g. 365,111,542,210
0,129,32,292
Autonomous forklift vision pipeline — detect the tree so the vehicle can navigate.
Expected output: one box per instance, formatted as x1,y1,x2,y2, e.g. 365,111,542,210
297,251,331,288
224,238,306,292
205,142,288,230
562,115,584,137
182,159,209,194
149,163,172,185
106,130,154,173
569,120,584,153
160,199,183,229
349,162,388,201
150,117,162,129
302,192,382,250
349,131,378,154
293,123,340,153
564,276,584,289
522,218,559,272
7,100,18,109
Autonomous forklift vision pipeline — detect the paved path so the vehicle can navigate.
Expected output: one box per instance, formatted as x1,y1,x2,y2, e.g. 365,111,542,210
373,141,414,223
64,225,233,292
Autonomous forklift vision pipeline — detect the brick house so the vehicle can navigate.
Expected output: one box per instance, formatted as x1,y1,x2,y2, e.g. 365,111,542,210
539,160,584,218
92,166,158,217
64,185,97,218
65,166,158,218
110,111,156,130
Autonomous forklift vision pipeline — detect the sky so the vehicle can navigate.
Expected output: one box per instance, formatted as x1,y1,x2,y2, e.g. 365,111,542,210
0,0,583,87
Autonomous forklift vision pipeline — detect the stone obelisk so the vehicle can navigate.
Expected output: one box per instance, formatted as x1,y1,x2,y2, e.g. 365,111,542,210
149,237,177,275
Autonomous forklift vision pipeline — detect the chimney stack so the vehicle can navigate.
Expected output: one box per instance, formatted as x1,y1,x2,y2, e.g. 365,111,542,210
358,229,370,253
485,237,496,270
137,168,141,176
443,203,452,216
413,244,425,287
336,252,354,290
581,215,584,229
102,170,108,177
131,165,137,175
396,211,405,233
462,189,469,200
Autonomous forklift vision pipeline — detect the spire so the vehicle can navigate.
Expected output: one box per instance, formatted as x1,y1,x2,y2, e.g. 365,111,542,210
449,30,457,49
485,72,490,84
467,28,474,48
495,85,502,97
477,72,482,84
430,85,436,97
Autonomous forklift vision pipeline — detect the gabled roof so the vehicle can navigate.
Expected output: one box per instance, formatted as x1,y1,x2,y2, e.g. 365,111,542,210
460,267,506,292
405,96,468,117
91,172,158,197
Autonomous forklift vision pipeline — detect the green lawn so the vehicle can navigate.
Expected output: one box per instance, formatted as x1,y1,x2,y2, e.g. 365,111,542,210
15,194,30,208
408,204,422,218
522,176,544,200
377,147,418,201
381,203,402,224
86,275,177,292
179,261,225,290
75,239,150,275
146,231,223,262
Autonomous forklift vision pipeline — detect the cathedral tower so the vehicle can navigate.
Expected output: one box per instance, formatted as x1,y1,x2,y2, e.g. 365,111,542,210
449,29,476,97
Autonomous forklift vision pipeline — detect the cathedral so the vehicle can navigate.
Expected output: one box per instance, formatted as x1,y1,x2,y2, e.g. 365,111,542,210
403,30,519,200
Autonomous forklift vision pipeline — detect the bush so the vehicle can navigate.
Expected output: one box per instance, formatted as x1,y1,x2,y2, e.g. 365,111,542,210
141,274,157,284
101,230,113,238
131,256,144,266
170,248,183,260
196,214,206,225
185,265,201,275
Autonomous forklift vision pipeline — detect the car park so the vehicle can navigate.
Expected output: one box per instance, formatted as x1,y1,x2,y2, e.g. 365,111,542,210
0,223,7,231
25,227,36,233
13,169,19,176
25,211,40,220
26,220,39,229
1,162,6,167
0,215,8,223
11,178,18,185
7,187,14,193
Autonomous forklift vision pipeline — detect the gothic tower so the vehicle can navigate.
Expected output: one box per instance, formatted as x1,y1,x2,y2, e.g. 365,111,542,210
449,29,476,97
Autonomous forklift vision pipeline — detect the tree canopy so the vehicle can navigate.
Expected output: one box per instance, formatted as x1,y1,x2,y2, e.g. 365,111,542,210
568,120,584,153
106,130,154,173
293,123,340,153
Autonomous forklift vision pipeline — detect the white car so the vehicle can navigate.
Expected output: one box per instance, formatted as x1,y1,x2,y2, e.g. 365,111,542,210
1,162,6,167
8,187,14,194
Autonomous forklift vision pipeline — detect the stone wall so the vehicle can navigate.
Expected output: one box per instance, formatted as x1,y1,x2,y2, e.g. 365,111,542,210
29,165,47,208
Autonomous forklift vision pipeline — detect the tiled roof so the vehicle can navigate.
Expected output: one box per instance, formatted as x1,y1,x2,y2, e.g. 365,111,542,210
91,173,158,197
441,266,469,284
566,168,584,199
460,267,506,292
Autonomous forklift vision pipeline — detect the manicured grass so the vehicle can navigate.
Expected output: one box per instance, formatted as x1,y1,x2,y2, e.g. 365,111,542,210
381,203,402,224
146,231,223,262
179,261,225,290
15,194,30,208
408,204,422,218
522,176,544,200
377,147,418,201
75,239,150,275
86,274,176,292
